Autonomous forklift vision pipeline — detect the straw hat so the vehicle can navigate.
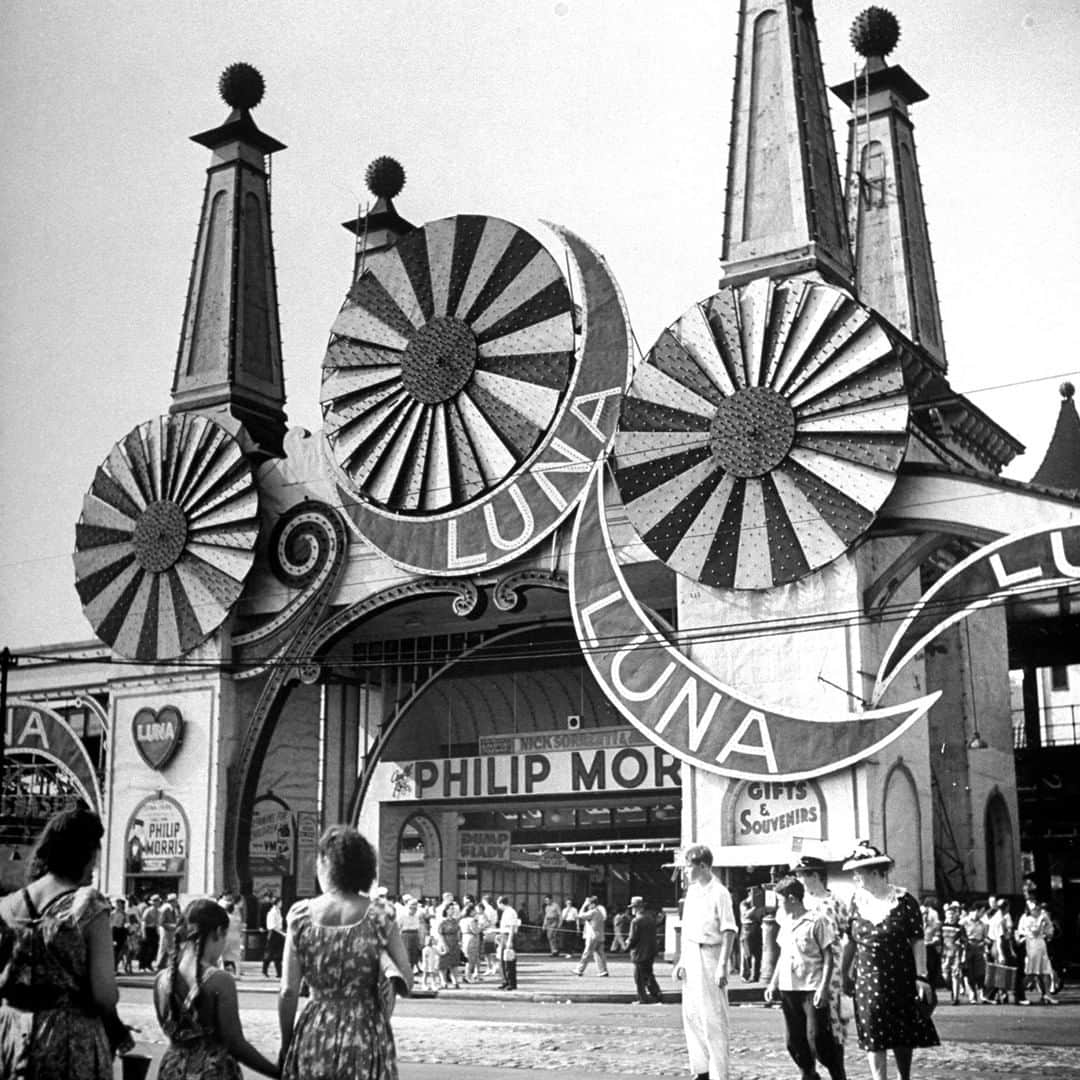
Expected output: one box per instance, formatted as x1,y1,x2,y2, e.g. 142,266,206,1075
841,842,894,872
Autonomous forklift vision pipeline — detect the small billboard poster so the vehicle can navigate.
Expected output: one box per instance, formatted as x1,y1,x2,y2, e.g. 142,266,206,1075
125,795,188,875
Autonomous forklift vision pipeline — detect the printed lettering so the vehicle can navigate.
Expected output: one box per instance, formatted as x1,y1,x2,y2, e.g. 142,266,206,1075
446,519,487,570
483,484,535,551
716,710,778,774
571,750,606,791
611,635,677,701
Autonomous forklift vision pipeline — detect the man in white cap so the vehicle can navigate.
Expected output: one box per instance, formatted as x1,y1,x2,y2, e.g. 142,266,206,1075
674,844,737,1080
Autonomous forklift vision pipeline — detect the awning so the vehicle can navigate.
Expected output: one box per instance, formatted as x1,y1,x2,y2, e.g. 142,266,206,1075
708,839,854,868
516,837,680,858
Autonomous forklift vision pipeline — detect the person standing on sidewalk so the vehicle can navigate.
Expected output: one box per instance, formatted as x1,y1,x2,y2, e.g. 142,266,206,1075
739,887,763,982
559,898,579,957
612,905,632,952
496,896,519,991
575,896,609,976
263,898,285,979
674,844,737,1080
541,896,561,957
627,897,663,1004
156,893,178,971
140,895,161,973
764,876,846,1080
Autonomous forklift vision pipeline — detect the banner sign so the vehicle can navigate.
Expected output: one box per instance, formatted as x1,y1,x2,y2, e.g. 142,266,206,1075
459,830,511,861
295,811,320,897
126,795,187,875
874,523,1080,702
5,702,102,813
569,468,940,780
478,725,647,756
733,780,825,843
394,744,681,801
249,796,295,875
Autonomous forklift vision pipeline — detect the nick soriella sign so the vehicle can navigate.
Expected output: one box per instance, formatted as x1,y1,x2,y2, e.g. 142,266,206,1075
393,740,681,801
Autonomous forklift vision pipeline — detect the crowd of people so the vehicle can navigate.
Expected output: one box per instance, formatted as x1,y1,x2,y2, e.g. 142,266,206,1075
0,808,1070,1080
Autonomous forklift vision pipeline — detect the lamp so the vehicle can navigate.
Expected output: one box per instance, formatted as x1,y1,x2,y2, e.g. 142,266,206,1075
968,732,988,751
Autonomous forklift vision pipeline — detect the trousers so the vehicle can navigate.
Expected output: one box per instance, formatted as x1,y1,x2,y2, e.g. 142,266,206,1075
778,990,846,1080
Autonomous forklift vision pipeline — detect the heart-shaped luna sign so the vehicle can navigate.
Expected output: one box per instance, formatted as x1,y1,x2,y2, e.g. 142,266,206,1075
132,705,184,771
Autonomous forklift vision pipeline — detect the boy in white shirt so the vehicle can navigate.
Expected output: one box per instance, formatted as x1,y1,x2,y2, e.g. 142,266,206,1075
765,876,846,1080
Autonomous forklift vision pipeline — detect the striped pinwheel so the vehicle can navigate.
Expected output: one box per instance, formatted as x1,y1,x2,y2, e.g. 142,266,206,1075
613,277,910,590
73,414,258,659
322,215,576,512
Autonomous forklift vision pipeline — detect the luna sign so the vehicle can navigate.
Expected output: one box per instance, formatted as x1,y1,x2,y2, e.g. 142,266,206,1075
570,467,941,780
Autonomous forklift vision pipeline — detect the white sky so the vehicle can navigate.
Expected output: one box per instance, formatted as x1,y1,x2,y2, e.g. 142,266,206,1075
2,0,1078,650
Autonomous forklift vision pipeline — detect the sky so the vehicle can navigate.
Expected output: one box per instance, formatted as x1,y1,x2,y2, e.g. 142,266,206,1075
2,0,1079,650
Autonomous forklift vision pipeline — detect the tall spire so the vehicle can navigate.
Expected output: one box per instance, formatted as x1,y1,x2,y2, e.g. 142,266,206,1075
171,63,288,457
831,8,947,369
720,0,852,288
1032,382,1080,492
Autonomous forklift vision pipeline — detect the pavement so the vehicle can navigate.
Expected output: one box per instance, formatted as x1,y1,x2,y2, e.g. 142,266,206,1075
113,952,1080,1078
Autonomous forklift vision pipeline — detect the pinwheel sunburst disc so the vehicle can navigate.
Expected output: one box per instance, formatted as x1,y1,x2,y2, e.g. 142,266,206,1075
73,414,258,659
613,277,909,590
322,215,576,514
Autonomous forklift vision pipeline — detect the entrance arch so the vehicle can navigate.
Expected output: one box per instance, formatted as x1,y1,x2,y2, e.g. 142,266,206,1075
883,761,922,891
399,814,442,898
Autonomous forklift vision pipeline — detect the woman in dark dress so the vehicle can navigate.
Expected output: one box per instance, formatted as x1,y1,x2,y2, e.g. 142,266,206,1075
840,844,938,1080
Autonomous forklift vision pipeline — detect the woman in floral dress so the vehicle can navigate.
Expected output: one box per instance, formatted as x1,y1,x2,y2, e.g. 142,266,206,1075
279,826,413,1079
155,899,279,1078
459,902,482,983
840,844,938,1080
0,809,132,1080
437,902,462,989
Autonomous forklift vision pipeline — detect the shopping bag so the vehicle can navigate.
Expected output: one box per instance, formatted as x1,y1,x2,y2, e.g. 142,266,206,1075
985,962,1012,991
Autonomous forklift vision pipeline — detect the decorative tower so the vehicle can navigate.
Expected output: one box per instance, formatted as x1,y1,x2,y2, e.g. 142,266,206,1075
831,8,947,369
171,63,288,456
342,156,415,281
720,0,853,287
1032,381,1080,492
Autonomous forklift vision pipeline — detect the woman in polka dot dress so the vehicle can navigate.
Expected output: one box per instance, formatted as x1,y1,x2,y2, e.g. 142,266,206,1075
840,844,938,1080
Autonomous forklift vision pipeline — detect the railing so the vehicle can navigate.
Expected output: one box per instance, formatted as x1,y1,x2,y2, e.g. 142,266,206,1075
1013,704,1080,749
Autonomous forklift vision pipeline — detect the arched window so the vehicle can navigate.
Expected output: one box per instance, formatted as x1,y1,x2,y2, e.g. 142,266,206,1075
883,762,922,890
984,792,1016,895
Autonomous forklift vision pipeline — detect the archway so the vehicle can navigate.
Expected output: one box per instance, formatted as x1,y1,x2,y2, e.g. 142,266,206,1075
399,814,442,898
883,761,923,891
985,791,1016,896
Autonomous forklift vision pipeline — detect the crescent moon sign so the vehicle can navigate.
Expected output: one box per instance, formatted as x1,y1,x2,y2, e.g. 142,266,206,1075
334,223,632,575
873,522,1080,704
569,466,940,780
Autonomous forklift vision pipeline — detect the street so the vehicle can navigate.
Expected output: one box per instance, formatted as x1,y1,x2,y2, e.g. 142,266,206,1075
115,979,1080,1079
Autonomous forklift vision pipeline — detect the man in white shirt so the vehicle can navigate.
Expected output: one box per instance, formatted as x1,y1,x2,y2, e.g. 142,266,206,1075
674,844,737,1080
263,897,285,978
764,876,845,1080
497,895,520,990
575,895,609,976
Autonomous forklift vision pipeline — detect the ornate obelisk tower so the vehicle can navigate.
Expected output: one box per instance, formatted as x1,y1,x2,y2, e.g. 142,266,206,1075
721,0,852,287
171,64,288,456
831,8,947,369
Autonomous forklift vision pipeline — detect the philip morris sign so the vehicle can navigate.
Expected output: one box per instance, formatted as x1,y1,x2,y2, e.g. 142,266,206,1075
394,744,681,801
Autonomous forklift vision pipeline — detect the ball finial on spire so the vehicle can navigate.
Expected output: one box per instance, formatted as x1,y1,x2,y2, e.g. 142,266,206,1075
366,156,406,200
1062,381,1076,401
219,63,265,111
851,7,901,58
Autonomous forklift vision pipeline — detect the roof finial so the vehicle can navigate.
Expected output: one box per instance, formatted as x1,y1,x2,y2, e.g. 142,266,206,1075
1062,381,1076,400
219,62,265,112
851,7,901,60
365,156,406,201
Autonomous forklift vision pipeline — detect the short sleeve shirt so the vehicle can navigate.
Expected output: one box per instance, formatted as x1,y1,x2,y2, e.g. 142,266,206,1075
681,876,737,946
777,910,834,991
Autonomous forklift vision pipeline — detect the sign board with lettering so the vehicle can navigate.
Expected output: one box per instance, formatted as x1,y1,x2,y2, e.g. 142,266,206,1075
132,705,184,771
126,795,188,875
477,726,647,756
4,701,102,813
393,744,681,801
732,780,825,844
295,811,320,897
249,796,295,875
459,830,511,862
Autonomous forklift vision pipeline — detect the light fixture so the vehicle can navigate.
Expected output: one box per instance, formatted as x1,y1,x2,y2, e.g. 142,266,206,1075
968,732,988,751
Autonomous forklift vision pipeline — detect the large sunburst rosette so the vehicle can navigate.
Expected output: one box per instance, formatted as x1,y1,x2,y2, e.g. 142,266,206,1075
321,215,576,512
73,414,259,659
613,277,909,589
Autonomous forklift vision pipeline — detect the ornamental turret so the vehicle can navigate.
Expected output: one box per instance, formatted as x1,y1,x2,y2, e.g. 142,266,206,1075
831,9,947,369
170,63,288,456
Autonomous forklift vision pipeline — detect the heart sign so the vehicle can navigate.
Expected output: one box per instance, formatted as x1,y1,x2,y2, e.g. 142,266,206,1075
132,705,184,770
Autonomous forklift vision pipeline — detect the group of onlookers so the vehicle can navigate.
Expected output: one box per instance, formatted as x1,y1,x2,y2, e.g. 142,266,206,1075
921,892,1062,1006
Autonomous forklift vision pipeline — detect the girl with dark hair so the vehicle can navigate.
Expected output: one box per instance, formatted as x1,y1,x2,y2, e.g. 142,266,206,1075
279,825,412,1079
0,808,133,1079
154,898,279,1078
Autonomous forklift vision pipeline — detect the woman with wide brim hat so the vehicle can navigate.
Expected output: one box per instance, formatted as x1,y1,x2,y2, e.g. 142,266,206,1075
839,843,939,1080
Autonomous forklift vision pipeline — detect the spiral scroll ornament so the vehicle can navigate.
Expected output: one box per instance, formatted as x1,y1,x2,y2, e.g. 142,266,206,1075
613,277,909,589
322,215,576,513
73,414,258,659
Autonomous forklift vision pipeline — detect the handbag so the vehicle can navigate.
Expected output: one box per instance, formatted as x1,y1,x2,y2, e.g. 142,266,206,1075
503,946,516,962
915,981,937,1019
985,962,1012,991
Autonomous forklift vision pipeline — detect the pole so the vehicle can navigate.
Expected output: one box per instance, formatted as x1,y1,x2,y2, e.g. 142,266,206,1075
0,647,12,819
